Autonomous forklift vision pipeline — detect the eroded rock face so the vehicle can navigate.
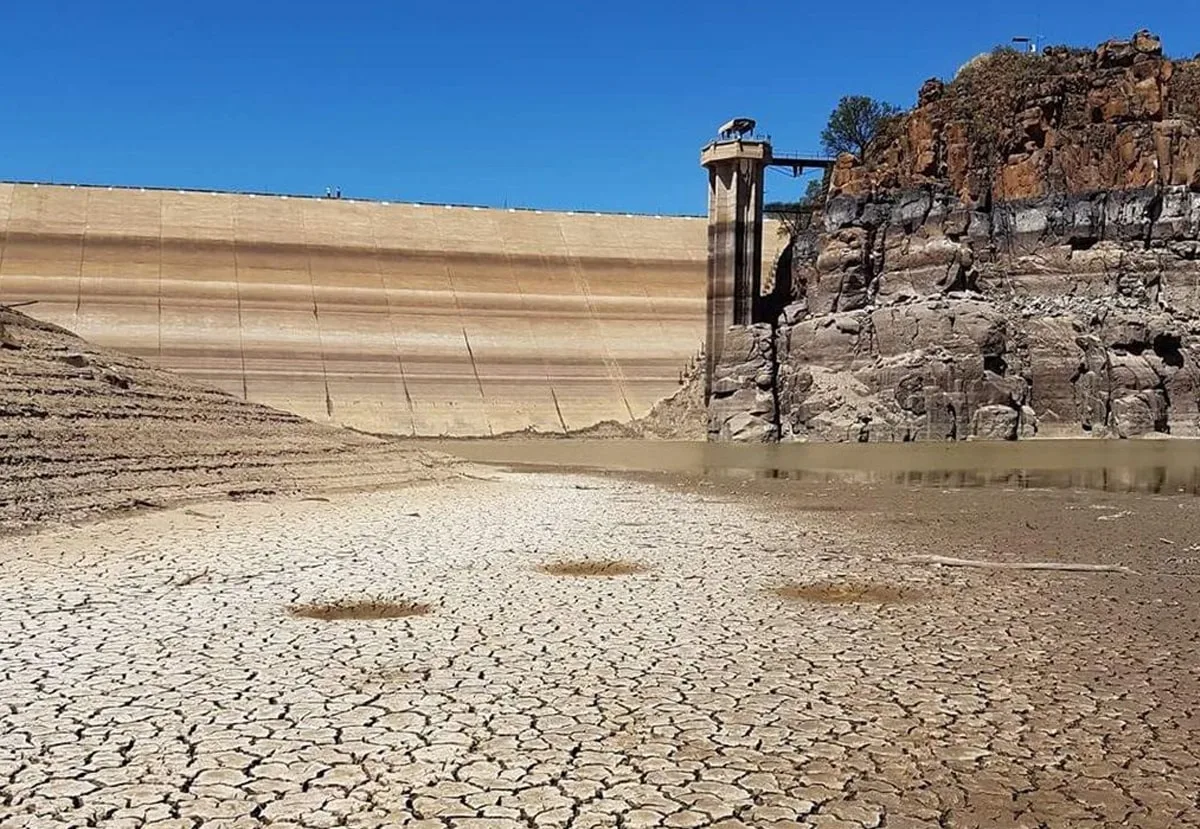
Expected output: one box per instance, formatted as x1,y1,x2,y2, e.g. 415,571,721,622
769,179,1200,441
760,187,1200,441
774,297,1042,441
707,324,778,441
710,31,1200,441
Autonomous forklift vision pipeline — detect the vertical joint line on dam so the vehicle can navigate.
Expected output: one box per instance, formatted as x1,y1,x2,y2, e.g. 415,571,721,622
368,217,418,437
74,194,89,320
299,208,335,420
554,220,636,424
231,218,250,402
549,387,568,434
461,328,493,437
156,198,164,362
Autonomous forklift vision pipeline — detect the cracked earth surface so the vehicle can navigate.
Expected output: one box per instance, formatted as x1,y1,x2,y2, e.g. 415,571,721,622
1,471,1198,828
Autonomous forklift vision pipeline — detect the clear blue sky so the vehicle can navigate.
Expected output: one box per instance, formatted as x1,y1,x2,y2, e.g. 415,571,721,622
3,2,1197,215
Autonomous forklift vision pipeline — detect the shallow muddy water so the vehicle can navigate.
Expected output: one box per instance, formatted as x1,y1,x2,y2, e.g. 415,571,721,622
425,438,1200,494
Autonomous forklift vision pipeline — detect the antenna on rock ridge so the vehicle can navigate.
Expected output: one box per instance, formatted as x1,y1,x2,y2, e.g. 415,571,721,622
1011,35,1041,54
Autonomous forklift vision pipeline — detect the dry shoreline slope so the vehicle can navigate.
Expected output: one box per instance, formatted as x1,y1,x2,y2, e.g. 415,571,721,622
0,306,455,532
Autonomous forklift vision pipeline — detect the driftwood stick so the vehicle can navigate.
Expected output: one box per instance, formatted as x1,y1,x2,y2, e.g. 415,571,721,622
173,569,209,587
898,554,1134,574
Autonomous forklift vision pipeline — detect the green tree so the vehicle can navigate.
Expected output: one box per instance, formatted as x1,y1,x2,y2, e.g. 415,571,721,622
820,95,902,159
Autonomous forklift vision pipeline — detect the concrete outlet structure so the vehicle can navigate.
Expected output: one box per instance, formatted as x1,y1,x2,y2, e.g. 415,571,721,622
700,139,770,399
699,129,834,440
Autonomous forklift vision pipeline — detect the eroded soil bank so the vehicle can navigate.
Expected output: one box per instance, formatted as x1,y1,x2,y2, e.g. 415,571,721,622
0,307,454,532
1,468,1196,827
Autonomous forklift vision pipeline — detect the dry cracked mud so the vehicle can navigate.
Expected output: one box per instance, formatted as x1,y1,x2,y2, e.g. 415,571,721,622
1,471,1198,828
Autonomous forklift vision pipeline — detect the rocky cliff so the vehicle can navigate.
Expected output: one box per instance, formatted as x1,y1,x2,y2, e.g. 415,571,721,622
711,30,1200,441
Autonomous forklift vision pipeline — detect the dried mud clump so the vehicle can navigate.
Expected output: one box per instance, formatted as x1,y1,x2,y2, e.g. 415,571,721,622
537,560,651,577
771,582,916,604
289,599,433,620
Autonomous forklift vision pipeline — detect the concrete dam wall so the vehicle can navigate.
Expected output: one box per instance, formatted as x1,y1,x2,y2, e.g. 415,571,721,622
0,182,738,436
